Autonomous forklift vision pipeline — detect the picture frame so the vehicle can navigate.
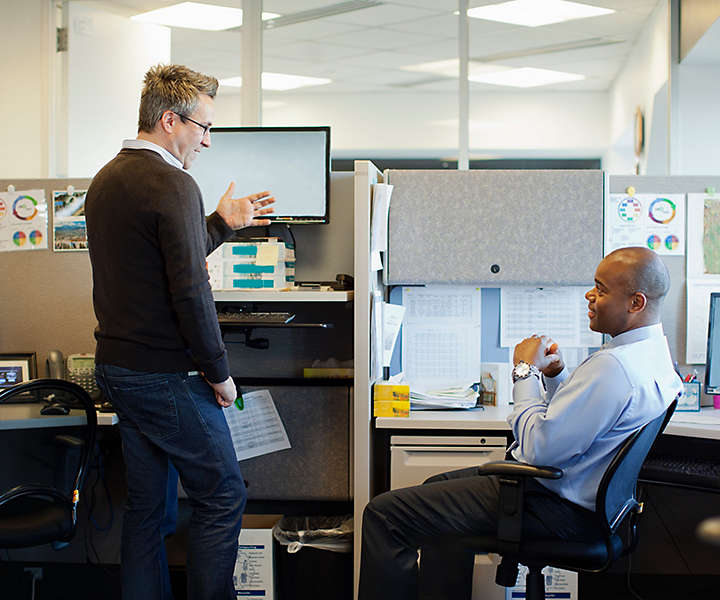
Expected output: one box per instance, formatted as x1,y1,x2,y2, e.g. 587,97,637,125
0,352,38,397
677,381,701,412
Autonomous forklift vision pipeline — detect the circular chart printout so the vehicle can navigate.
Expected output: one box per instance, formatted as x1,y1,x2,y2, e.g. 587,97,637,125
618,196,642,223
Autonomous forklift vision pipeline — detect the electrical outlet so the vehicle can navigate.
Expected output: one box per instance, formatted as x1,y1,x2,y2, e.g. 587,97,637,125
24,567,43,581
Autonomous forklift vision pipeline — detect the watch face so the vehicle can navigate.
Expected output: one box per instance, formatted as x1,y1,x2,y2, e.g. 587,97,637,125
514,362,530,377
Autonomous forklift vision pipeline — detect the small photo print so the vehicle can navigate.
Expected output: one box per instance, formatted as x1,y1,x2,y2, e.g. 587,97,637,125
53,190,88,252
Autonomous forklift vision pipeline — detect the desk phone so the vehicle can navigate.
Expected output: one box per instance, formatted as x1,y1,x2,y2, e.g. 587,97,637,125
47,350,99,396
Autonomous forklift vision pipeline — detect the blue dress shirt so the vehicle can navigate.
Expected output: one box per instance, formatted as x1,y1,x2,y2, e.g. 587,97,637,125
508,323,683,510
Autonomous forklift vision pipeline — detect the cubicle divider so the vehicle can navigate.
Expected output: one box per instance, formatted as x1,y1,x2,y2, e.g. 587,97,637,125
386,169,603,285
609,175,720,377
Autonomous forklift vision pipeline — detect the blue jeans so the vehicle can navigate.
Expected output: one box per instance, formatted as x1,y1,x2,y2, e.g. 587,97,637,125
96,365,246,600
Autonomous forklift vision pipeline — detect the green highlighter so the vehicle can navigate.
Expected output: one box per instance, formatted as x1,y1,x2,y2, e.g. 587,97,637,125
234,396,244,411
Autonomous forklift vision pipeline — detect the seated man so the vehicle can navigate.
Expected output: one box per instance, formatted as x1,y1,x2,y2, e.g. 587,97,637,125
358,246,683,600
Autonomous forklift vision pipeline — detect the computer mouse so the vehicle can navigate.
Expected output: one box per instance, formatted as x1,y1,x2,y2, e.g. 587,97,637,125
40,403,71,416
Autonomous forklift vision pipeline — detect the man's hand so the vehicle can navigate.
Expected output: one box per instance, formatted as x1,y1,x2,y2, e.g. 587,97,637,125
216,182,275,229
513,335,565,378
208,376,237,408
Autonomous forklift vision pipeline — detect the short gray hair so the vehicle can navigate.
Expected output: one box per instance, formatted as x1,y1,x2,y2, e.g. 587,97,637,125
138,64,218,133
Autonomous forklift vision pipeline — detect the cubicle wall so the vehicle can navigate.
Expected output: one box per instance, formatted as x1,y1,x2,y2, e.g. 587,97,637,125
0,174,354,375
609,175,720,375
386,169,604,285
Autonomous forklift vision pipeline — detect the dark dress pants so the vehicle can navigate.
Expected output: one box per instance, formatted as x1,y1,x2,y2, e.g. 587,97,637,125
359,466,601,600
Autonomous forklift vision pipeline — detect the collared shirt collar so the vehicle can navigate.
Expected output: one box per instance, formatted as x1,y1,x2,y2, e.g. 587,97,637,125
604,322,665,350
122,139,183,170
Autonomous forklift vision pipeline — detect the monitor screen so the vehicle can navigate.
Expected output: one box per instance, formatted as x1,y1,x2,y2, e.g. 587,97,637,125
190,126,330,223
705,292,720,394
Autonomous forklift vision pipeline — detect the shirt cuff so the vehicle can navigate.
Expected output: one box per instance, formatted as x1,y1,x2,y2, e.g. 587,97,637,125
543,366,569,397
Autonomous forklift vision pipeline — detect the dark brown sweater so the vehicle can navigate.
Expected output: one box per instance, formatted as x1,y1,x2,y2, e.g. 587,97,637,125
85,149,233,383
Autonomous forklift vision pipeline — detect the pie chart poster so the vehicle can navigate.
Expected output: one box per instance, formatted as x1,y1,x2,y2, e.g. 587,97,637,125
0,189,48,252
605,193,685,256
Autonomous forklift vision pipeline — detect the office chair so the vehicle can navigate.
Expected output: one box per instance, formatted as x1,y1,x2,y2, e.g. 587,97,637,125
442,397,678,600
0,379,97,548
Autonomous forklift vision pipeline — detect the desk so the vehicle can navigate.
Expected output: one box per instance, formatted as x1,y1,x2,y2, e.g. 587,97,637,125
376,405,720,440
0,404,118,430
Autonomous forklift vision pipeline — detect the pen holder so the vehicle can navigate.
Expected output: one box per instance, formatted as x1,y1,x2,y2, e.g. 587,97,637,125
677,382,701,412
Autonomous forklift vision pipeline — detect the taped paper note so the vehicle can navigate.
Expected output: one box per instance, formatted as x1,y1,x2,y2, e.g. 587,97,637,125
382,302,405,367
223,389,290,461
605,193,685,256
500,287,601,348
256,243,279,266
0,189,48,252
402,285,482,386
371,183,392,253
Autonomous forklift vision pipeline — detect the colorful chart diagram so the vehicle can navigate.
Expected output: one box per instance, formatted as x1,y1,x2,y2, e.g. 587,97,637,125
29,230,43,246
665,234,679,251
12,195,38,221
648,197,676,224
0,199,6,219
13,231,27,246
647,234,661,250
617,196,642,222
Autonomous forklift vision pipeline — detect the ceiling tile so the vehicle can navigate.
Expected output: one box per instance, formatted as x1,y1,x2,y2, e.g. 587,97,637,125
323,3,439,26
317,26,446,51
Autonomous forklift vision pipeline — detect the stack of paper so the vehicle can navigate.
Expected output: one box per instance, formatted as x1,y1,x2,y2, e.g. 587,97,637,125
409,383,479,410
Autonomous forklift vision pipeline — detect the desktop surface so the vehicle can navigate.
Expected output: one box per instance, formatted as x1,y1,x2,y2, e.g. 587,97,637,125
0,403,118,429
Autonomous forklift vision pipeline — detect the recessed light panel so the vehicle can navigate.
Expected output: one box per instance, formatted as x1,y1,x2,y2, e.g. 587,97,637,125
220,73,332,91
469,67,585,87
467,0,614,28
131,2,279,31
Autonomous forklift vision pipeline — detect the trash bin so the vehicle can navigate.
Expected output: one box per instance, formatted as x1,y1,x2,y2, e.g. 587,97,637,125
273,515,353,600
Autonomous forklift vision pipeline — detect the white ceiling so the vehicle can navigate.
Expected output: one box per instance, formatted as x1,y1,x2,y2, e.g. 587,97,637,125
93,0,661,94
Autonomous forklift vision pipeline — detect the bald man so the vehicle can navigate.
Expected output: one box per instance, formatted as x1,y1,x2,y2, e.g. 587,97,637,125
359,247,682,600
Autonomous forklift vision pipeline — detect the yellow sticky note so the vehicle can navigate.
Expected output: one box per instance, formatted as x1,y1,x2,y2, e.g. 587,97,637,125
256,243,279,266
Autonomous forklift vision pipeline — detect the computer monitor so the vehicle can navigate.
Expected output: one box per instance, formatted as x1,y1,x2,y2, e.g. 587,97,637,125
190,126,330,224
704,292,720,394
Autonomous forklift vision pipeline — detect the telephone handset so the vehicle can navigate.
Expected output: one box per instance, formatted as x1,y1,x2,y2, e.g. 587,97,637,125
47,350,99,397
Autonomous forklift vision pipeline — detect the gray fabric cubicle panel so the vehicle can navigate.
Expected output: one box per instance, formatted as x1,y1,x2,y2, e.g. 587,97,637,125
609,175,720,371
386,170,603,285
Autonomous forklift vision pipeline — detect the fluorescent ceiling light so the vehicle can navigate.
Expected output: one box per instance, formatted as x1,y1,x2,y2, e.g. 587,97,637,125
467,0,614,27
131,2,279,31
220,73,332,91
402,58,508,78
402,59,584,88
470,67,585,87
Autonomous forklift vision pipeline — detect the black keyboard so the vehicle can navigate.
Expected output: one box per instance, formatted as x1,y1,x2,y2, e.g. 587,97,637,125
640,456,720,490
217,311,295,324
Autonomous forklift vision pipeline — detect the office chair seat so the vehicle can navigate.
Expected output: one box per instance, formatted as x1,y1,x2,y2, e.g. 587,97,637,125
0,379,96,550
0,488,75,548
451,532,624,572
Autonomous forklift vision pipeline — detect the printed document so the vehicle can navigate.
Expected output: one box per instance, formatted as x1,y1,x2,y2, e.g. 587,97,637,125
500,287,601,348
401,285,482,389
223,389,290,461
686,194,720,362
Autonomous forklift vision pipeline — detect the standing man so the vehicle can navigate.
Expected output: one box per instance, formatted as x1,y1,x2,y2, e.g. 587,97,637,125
86,64,275,600
358,247,682,600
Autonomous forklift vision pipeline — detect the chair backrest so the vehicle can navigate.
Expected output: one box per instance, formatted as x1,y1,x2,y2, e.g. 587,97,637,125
596,397,678,534
0,379,97,515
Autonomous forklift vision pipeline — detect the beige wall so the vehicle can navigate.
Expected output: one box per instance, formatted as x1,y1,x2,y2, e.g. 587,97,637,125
0,0,53,178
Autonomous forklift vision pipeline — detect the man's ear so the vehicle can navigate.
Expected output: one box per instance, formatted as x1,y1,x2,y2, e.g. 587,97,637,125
629,291,647,313
158,110,176,134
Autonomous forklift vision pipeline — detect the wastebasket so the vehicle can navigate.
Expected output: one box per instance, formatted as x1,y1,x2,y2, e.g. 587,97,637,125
273,515,353,600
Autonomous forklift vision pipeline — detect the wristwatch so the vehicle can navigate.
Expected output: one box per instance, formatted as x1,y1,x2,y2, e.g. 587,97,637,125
512,361,540,384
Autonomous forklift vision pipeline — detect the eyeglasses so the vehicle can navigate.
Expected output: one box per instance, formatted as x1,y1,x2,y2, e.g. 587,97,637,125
175,112,211,136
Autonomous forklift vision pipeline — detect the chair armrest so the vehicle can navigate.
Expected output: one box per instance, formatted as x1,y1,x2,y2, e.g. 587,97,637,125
476,460,563,480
